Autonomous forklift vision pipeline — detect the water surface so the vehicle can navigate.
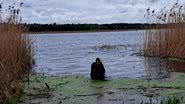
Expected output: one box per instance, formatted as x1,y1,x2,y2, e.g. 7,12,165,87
31,31,184,79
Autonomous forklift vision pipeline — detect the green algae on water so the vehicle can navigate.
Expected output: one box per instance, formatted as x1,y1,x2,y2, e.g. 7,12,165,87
20,73,185,104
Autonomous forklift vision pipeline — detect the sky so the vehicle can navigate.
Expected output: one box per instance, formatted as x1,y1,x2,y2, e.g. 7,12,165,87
1,0,185,24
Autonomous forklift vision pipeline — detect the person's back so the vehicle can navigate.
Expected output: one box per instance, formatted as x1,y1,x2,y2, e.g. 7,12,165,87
90,58,105,80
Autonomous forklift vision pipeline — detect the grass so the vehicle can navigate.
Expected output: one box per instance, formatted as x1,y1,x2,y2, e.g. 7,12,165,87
0,2,33,102
160,96,182,104
0,97,20,104
144,1,185,59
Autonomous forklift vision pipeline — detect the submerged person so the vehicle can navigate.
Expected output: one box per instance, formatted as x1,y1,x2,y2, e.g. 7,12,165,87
90,58,106,80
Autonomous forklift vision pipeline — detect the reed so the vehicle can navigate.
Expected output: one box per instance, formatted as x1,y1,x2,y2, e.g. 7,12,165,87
144,1,185,59
0,3,33,101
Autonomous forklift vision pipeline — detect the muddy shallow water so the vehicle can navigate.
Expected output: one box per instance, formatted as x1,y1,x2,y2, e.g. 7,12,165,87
31,31,185,79
21,73,185,104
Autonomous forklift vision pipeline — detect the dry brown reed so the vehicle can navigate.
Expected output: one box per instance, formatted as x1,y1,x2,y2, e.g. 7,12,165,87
144,1,185,59
0,3,33,101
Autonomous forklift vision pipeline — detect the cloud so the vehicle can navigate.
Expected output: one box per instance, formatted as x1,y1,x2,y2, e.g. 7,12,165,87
2,0,185,24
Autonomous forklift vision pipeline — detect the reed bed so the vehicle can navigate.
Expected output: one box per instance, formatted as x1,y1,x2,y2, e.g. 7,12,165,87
0,3,33,101
144,1,185,59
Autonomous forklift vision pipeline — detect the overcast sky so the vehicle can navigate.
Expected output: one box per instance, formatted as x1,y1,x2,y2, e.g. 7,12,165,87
1,0,185,24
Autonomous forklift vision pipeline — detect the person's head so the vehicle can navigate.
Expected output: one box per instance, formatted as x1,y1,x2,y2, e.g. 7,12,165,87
96,58,101,64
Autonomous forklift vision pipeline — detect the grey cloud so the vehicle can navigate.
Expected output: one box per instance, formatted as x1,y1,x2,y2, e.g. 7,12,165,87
17,0,185,23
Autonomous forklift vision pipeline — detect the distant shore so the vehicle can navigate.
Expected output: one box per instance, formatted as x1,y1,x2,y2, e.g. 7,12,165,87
28,29,144,34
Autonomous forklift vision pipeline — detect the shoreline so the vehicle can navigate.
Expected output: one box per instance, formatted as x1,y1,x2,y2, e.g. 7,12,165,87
27,29,144,35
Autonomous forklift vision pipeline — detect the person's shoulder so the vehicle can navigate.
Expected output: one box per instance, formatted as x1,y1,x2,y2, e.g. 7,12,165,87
91,62,96,66
100,62,104,65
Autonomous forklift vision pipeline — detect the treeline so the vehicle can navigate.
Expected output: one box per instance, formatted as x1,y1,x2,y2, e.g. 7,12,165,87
25,23,157,32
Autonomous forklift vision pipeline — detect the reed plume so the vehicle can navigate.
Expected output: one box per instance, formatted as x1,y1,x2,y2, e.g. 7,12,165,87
144,1,185,59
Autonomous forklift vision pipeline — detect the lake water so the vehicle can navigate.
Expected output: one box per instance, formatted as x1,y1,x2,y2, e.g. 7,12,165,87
31,31,183,79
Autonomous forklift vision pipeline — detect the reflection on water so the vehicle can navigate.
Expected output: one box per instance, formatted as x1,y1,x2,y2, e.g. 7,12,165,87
143,57,185,79
169,60,185,72
143,57,171,79
31,31,185,79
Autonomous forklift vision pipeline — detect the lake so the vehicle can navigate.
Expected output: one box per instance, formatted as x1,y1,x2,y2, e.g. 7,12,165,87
31,31,184,79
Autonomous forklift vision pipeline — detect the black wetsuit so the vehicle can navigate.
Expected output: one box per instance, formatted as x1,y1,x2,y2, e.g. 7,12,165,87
90,62,105,80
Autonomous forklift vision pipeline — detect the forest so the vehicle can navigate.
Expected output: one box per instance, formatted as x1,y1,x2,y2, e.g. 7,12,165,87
26,23,156,32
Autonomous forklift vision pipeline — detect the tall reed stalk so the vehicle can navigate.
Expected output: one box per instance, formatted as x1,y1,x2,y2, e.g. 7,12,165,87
0,2,33,101
144,1,185,59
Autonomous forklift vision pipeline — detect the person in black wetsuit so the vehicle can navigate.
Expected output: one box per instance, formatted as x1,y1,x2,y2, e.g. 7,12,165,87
90,58,105,80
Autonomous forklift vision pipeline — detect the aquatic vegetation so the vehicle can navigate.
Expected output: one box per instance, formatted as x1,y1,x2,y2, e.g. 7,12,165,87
0,97,19,104
91,44,127,51
20,73,185,104
144,1,185,59
0,2,33,101
160,96,182,104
